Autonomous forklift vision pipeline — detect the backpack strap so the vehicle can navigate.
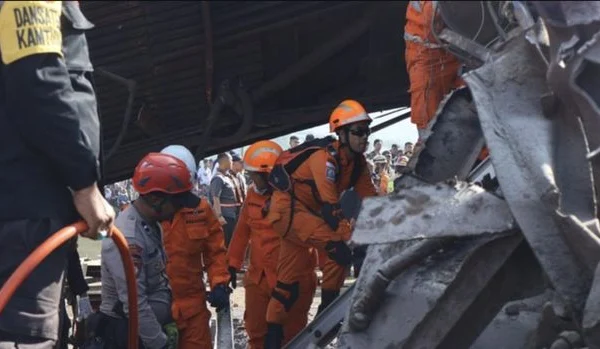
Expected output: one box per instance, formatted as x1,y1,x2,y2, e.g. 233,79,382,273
325,143,363,190
349,156,364,188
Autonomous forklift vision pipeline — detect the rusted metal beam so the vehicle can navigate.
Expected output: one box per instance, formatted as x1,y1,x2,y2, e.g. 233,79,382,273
95,68,137,161
250,3,383,104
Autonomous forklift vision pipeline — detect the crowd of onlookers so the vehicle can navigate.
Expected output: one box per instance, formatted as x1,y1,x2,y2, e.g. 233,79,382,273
364,138,414,194
103,180,136,212
104,133,415,207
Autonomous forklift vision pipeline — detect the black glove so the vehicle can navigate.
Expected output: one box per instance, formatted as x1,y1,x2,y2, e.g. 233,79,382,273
352,245,368,278
317,289,340,315
228,266,238,289
325,240,352,267
264,323,284,349
207,284,232,312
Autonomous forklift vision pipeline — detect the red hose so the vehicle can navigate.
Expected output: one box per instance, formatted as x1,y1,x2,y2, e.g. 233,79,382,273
0,221,139,349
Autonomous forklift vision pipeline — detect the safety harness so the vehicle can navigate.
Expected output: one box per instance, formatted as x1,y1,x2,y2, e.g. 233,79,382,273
268,136,363,234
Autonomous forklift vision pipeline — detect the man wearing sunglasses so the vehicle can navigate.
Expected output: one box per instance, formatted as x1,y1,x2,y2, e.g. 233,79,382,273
264,100,378,348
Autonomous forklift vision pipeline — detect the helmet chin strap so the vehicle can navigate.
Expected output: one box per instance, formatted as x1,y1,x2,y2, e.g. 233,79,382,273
341,129,363,156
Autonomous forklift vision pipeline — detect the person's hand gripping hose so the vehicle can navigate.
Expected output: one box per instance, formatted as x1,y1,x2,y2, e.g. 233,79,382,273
73,183,115,239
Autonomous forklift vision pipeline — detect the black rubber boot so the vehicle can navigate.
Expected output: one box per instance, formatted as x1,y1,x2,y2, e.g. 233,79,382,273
264,323,284,349
316,289,340,315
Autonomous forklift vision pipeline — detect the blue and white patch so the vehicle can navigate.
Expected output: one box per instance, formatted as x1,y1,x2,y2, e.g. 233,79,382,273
326,161,337,182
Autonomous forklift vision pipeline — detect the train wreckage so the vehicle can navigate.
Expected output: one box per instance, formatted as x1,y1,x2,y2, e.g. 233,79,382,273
287,1,600,348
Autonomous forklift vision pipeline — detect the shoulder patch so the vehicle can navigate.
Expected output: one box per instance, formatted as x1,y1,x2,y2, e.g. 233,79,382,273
326,161,337,182
129,244,143,275
0,1,63,65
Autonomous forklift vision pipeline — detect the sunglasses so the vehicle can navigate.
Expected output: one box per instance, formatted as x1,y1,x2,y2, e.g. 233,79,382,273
349,127,371,137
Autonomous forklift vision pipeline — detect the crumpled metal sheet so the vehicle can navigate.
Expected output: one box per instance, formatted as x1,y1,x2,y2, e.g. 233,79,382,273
351,178,514,245
412,88,486,183
338,234,524,349
463,31,592,317
532,1,600,27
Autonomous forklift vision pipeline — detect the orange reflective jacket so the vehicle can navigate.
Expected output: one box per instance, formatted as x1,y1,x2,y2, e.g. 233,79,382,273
282,140,377,214
162,198,229,300
228,187,281,289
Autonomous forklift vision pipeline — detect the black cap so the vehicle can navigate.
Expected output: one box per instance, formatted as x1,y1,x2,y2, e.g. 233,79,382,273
231,153,242,162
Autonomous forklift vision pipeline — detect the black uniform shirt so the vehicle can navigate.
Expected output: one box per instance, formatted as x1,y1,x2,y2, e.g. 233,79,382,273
0,1,100,221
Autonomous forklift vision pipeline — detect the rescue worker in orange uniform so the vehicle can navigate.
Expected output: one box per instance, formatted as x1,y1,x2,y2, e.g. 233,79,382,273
228,140,318,348
404,1,463,138
264,100,378,347
159,145,231,349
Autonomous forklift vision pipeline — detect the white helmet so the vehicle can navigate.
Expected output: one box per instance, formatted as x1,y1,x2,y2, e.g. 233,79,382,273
160,145,197,180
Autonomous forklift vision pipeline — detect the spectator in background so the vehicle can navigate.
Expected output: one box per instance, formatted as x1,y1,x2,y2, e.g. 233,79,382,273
372,155,390,195
304,134,315,142
231,153,248,201
116,195,130,213
367,139,383,160
395,155,410,176
404,142,414,158
210,153,245,247
390,144,400,163
366,159,376,185
197,159,213,197
382,150,392,165
289,135,300,149
105,187,113,201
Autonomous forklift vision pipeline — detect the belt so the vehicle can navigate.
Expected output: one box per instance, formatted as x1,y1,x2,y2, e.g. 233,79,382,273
220,203,242,208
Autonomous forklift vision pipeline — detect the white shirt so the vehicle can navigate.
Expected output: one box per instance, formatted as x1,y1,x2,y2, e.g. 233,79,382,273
197,166,212,186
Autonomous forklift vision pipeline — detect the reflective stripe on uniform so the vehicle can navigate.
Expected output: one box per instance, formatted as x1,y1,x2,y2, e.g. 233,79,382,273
410,0,439,13
220,203,241,208
409,1,421,12
404,32,444,49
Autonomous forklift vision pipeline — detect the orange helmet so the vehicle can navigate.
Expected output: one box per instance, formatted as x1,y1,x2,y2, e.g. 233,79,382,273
243,140,283,173
329,99,372,133
132,152,193,195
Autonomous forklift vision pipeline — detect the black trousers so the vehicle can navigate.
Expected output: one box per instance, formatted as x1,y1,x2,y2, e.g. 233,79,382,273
0,219,71,345
222,216,238,248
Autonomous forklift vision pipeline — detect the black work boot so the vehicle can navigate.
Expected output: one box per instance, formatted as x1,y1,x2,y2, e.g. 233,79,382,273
316,289,340,315
264,323,284,349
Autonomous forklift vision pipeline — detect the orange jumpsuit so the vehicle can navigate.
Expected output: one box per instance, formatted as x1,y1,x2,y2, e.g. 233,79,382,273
228,187,317,348
404,0,463,130
266,141,378,325
162,198,230,349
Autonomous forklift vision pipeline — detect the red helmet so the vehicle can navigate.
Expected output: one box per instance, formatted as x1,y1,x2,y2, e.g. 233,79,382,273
133,153,193,195
132,153,200,208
